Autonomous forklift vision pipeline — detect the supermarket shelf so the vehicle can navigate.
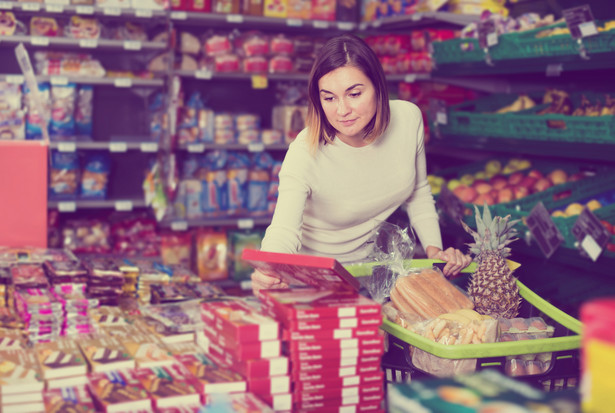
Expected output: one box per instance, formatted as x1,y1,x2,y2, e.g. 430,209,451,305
175,70,309,82
0,35,167,52
0,74,164,88
431,134,615,162
169,11,356,31
160,216,273,230
180,142,288,153
50,140,160,153
359,12,480,30
0,2,167,19
48,198,147,212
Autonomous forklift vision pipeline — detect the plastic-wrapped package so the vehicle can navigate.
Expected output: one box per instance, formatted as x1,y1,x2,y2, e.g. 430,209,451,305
10,264,50,289
160,232,192,267
34,52,106,77
49,151,80,199
65,16,101,39
226,151,250,216
201,150,229,216
235,31,269,57
269,55,293,74
203,33,233,57
50,83,76,138
44,260,89,284
75,85,93,137
80,153,110,199
110,21,148,41
62,219,111,254
196,228,228,281
25,82,50,140
30,17,60,37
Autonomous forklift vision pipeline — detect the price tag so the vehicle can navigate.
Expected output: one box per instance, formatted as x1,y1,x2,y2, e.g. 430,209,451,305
370,20,381,28
58,142,76,152
79,39,98,49
436,185,465,226
0,2,13,10
526,202,564,259
171,11,187,20
195,69,213,80
109,142,127,152
251,75,268,89
563,5,598,39
411,13,421,21
313,21,329,29
75,5,94,14
286,18,303,27
6,75,24,84
436,111,448,125
50,76,69,85
171,221,189,231
46,4,64,12
103,7,122,16
359,22,368,30
478,20,498,49
237,218,254,229
248,142,264,152
115,201,133,212
546,63,563,77
430,99,448,125
572,208,610,261
22,2,41,11
226,14,244,23
31,37,50,46
114,78,133,88
123,40,142,51
337,22,354,31
58,202,76,212
404,74,417,83
187,143,205,153
135,8,153,18
140,142,159,153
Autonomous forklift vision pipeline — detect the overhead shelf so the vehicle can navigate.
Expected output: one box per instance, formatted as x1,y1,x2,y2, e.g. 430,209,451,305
175,69,309,82
48,198,147,212
160,216,273,230
0,35,167,52
181,142,288,153
359,11,480,30
0,1,167,19
50,140,160,153
0,74,164,88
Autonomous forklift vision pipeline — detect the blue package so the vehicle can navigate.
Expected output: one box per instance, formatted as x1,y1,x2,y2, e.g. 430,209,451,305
50,83,76,138
80,153,110,199
75,85,93,137
25,83,50,140
49,151,80,199
226,151,250,215
251,151,274,170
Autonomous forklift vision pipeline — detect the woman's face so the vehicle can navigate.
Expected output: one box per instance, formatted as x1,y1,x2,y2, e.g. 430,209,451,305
318,65,377,147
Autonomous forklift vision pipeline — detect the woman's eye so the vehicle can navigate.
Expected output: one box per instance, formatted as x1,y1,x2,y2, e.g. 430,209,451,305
322,97,334,102
350,92,361,98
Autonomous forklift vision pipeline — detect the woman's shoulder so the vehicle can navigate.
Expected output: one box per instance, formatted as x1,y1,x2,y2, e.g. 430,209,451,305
389,99,421,117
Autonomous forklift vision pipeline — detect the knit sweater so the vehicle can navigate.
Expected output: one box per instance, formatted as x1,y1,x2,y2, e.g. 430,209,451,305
261,100,442,263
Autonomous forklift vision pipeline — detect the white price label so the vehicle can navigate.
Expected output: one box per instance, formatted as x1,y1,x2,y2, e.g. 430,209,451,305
359,22,368,30
58,142,76,152
123,40,142,51
581,234,602,262
140,142,158,153
247,143,264,152
313,21,329,29
437,111,448,125
411,13,421,21
46,4,64,12
226,14,244,23
76,5,94,14
579,21,598,37
286,18,302,27
171,11,187,20
187,143,205,153
5,75,24,84
31,37,50,46
103,7,122,16
404,74,417,83
171,221,188,231
114,78,133,88
0,2,13,10
22,3,41,11
109,142,127,152
370,20,382,28
487,32,498,47
237,219,254,229
135,9,153,18
58,202,76,212
194,69,213,80
337,22,354,30
546,63,563,77
79,39,98,49
50,76,69,85
115,201,133,211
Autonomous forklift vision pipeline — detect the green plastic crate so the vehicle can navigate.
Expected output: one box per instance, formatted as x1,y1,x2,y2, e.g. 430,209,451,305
431,38,486,65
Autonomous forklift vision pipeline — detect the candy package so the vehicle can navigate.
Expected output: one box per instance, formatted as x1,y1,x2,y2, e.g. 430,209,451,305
81,153,110,199
196,228,228,281
65,16,101,39
30,17,60,37
62,219,111,254
160,232,192,267
44,260,89,284
49,151,80,199
75,85,94,136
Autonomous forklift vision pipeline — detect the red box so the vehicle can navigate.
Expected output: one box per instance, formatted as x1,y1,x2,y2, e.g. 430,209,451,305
260,392,292,411
202,322,281,360
247,375,290,397
259,288,380,321
200,300,279,343
296,401,384,413
293,363,381,382
294,371,383,393
287,315,383,331
241,249,360,292
287,336,384,353
291,355,382,373
206,341,289,379
174,353,246,395
295,392,384,410
294,383,384,404
284,326,381,341
292,343,383,364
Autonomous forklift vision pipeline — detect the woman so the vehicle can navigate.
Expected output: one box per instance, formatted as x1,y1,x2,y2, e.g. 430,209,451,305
252,34,471,293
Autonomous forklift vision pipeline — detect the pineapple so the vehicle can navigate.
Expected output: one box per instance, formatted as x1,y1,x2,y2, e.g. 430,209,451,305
461,204,522,319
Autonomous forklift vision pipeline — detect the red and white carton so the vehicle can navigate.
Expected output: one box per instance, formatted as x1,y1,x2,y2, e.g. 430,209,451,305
207,341,289,379
260,392,293,411
293,363,382,382
241,249,360,291
294,371,384,393
201,300,279,343
284,326,381,341
247,375,291,397
292,343,384,364
202,322,281,360
260,288,380,322
292,355,382,373
285,315,383,332
293,382,384,404
296,401,385,413
287,336,384,354
174,353,247,395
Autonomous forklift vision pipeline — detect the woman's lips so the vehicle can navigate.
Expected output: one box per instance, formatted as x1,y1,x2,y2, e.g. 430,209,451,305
339,119,356,126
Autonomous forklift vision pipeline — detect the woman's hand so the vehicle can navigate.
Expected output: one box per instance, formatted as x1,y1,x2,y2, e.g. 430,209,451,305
427,246,473,278
251,270,289,296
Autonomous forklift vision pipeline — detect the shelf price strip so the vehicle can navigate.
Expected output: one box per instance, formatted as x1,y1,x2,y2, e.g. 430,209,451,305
526,202,564,259
571,208,611,262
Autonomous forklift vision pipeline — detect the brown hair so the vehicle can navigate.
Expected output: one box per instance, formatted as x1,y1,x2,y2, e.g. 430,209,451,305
305,34,390,153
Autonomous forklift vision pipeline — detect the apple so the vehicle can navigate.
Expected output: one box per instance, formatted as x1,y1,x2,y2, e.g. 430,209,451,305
472,193,496,206
533,177,553,193
507,172,525,186
473,181,493,195
565,202,584,216
516,159,532,170
447,179,462,191
489,175,509,190
551,210,567,218
527,169,544,180
474,171,488,180
497,188,515,204
460,174,475,185
485,160,502,176
513,186,530,199
568,172,586,182
518,176,537,192
547,169,568,185
453,184,478,203
586,199,602,211
607,243,615,253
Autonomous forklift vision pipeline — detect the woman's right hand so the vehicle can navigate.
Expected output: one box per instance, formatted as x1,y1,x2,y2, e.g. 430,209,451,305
251,270,288,296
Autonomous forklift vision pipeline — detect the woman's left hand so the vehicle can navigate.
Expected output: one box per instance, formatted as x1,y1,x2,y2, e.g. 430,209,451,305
433,247,472,277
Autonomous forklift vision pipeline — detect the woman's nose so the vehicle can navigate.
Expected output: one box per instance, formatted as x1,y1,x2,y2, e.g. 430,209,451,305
337,98,350,115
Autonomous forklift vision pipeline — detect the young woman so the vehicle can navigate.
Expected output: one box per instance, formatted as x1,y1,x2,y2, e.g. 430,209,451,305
252,34,471,293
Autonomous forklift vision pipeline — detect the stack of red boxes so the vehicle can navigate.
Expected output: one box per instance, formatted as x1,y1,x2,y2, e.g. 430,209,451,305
241,249,386,413
200,299,292,411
